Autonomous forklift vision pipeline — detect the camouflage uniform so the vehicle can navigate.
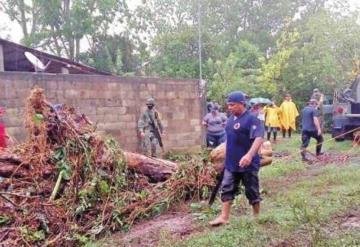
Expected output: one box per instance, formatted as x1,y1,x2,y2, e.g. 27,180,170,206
138,98,163,157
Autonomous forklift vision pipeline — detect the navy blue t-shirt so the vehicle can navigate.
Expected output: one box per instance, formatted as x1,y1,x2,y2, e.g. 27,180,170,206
301,106,319,132
224,110,264,173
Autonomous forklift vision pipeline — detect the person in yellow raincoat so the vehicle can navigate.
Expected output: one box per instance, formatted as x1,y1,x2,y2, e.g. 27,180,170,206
279,94,299,138
264,101,281,142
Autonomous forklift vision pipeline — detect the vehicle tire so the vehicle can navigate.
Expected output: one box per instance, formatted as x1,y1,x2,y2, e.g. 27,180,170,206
332,128,345,141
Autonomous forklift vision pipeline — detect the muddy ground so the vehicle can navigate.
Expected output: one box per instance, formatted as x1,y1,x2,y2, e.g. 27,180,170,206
99,149,359,247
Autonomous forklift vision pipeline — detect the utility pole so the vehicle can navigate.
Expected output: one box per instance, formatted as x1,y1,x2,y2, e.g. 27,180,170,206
198,0,202,81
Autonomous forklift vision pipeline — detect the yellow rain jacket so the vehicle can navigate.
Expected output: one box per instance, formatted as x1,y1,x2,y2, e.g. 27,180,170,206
279,100,299,130
264,106,281,128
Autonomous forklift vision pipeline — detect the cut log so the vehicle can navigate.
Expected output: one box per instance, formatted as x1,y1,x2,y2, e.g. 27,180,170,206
124,152,178,182
209,143,226,173
0,152,22,164
209,141,273,170
0,150,178,182
0,162,28,177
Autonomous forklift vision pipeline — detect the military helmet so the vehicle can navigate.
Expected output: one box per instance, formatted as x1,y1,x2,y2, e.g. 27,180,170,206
146,97,155,106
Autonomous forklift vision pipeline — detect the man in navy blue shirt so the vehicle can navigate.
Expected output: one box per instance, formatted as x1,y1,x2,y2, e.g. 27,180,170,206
209,91,264,226
300,99,323,160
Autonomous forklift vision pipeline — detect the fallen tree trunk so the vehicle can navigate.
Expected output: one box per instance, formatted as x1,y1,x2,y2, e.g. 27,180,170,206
124,152,178,182
0,162,28,177
0,150,177,182
0,153,22,164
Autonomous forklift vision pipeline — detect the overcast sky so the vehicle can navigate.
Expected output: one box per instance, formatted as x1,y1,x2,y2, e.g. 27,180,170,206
1,0,359,43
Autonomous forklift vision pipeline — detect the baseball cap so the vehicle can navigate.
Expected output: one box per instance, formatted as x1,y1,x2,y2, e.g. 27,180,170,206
227,91,246,103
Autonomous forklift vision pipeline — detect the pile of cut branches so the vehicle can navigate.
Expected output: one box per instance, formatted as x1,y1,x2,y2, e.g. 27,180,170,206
0,88,216,246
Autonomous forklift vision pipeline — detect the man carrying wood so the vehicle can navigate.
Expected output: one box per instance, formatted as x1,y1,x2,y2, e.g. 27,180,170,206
300,98,324,161
209,91,264,226
138,97,164,157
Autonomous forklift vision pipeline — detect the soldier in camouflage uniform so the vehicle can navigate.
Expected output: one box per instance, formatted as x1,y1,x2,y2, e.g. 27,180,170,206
138,97,164,157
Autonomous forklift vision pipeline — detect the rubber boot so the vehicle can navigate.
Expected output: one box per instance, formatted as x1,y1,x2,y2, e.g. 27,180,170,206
273,132,277,142
316,145,323,156
151,143,157,158
267,132,271,141
288,129,292,138
282,129,286,138
209,201,231,226
300,149,308,161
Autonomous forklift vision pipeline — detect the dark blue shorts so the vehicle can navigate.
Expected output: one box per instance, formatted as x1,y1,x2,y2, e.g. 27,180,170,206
220,169,261,205
206,131,226,148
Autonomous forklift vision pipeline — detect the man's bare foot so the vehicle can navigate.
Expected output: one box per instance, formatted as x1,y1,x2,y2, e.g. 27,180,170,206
209,216,229,227
252,203,260,217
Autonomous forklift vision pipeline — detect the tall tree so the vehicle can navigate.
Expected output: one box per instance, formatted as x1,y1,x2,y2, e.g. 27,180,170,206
1,0,129,61
79,34,140,75
0,0,41,46
207,40,264,103
149,25,213,79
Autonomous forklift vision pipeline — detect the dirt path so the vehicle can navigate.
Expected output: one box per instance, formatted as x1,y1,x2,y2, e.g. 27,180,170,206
99,148,359,247
99,212,200,247
99,168,320,247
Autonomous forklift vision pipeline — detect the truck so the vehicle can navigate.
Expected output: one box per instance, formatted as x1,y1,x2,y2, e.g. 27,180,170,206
331,75,360,141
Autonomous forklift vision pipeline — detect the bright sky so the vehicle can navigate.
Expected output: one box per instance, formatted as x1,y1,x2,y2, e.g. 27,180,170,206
0,0,359,43
0,0,143,42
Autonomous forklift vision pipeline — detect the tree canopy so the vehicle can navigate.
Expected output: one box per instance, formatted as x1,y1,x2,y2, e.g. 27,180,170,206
1,0,360,103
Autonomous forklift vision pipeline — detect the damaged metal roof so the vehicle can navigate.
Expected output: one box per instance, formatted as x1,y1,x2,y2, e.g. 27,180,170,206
0,38,110,75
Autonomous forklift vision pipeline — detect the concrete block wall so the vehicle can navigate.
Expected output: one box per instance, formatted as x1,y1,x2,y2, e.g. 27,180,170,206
0,72,205,152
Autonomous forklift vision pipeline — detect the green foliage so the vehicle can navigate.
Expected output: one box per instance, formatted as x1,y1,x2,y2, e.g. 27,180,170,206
32,113,45,125
52,147,72,180
0,215,11,226
207,40,264,103
2,0,360,99
1,0,129,61
79,34,141,75
150,25,210,79
259,27,300,97
20,227,45,243
168,137,360,247
104,137,127,188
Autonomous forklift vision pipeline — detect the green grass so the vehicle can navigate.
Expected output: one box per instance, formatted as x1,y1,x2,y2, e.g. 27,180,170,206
163,136,360,247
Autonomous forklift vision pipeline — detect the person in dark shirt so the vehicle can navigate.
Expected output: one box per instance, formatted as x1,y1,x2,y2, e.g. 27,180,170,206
202,104,227,148
209,91,264,226
300,99,324,161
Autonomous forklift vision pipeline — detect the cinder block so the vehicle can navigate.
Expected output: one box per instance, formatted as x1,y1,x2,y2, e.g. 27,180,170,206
190,119,200,126
64,89,80,98
103,114,119,122
122,100,136,107
139,91,149,99
0,74,203,149
97,122,125,131
119,114,136,122
172,112,185,120
147,84,156,91
166,92,176,99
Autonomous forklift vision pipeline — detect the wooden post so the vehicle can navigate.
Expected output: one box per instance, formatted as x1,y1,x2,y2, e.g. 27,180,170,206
0,44,4,72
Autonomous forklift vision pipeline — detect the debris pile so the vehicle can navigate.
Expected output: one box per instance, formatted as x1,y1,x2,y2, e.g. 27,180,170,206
0,88,216,246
